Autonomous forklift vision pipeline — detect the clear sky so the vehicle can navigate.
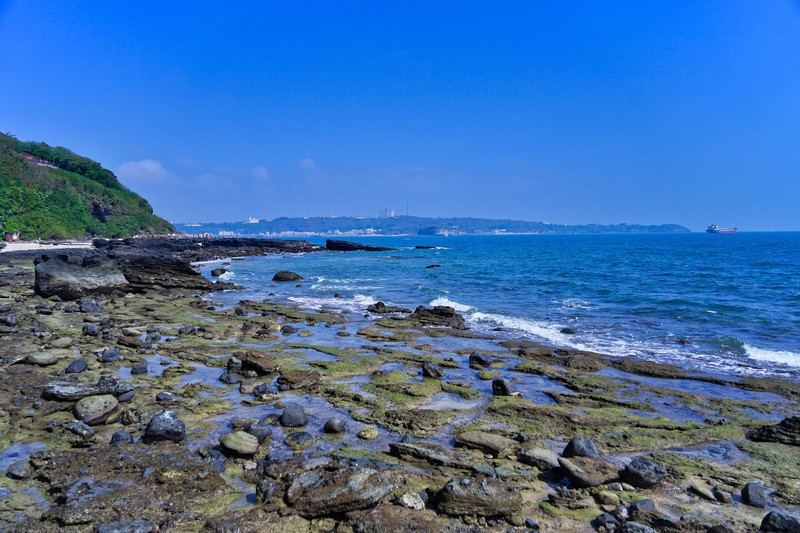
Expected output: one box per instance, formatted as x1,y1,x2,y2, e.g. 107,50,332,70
2,2,799,231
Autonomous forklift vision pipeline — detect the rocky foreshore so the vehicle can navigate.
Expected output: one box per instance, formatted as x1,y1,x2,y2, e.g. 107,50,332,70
1,247,799,532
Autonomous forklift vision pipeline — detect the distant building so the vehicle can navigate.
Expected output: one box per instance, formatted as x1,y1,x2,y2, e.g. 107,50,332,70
379,208,395,219
218,230,236,236
245,217,259,224
4,231,20,242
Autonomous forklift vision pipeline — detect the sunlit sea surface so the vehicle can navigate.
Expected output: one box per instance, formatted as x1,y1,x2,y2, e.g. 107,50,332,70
204,232,800,380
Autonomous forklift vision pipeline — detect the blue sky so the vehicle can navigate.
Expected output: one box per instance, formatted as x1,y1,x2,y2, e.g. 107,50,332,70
2,1,799,230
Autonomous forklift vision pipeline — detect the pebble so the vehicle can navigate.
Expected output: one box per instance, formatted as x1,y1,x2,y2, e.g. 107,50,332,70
27,353,58,366
220,430,260,455
156,392,177,402
110,430,134,445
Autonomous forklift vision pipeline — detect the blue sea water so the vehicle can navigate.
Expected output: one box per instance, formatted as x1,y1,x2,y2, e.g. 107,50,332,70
204,232,800,380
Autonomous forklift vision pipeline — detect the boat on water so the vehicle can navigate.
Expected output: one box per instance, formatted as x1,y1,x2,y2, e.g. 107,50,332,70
706,224,736,234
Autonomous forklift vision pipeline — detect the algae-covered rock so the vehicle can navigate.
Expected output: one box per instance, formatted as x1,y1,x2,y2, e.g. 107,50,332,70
454,431,517,457
74,394,118,425
43,381,101,401
558,456,621,487
220,431,260,456
437,476,523,517
358,425,379,440
622,457,665,488
286,466,394,517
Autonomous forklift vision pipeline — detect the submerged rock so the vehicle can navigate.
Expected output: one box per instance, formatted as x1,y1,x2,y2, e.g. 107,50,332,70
324,418,345,434
492,378,517,396
280,403,307,427
468,351,493,369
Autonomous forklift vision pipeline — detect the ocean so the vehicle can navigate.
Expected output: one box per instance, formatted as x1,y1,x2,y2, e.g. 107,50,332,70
203,232,800,380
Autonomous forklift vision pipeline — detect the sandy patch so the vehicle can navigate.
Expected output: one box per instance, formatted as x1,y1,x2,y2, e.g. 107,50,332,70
0,241,93,253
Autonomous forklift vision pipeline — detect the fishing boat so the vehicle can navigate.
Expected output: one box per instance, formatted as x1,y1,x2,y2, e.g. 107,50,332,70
706,224,736,234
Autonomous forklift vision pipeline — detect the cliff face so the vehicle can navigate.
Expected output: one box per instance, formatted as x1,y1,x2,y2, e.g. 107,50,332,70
0,132,174,239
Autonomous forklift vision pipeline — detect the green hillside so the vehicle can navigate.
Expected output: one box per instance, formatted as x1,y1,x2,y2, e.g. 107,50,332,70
0,132,174,239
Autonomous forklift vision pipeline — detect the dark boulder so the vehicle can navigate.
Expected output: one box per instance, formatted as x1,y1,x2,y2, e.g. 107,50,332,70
272,271,304,282
210,268,227,277
562,436,600,459
367,301,412,314
34,252,129,300
492,378,517,396
65,359,88,374
325,239,397,252
748,417,800,447
324,418,345,434
437,476,523,517
468,352,493,369
143,410,185,444
109,250,215,292
742,481,767,508
110,431,134,445
280,403,308,427
421,361,446,379
760,511,800,532
408,305,467,330
622,457,666,488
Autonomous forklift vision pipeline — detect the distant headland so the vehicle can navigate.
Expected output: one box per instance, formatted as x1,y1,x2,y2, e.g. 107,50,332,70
174,215,690,238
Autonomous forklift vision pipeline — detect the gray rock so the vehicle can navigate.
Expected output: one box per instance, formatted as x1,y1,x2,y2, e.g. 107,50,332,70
130,362,148,375
219,371,242,385
27,352,58,366
95,519,158,533
96,375,133,397
65,359,88,374
156,392,177,402
110,430,134,445
622,457,665,488
243,423,272,444
143,410,185,444
74,394,118,425
100,347,120,363
210,268,227,277
621,523,658,533
43,381,101,401
437,476,523,517
421,361,446,379
562,436,600,458
82,324,99,336
272,271,304,282
177,326,196,335
324,418,345,434
7,459,31,479
280,403,308,427
285,431,317,449
117,391,134,403
760,511,800,532
492,378,517,396
742,481,767,508
593,512,619,531
468,352,493,369
286,466,394,517
65,420,95,439
557,456,620,488
629,499,656,513
34,252,129,300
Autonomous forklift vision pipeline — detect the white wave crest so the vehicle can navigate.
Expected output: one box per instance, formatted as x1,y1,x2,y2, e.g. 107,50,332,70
217,271,235,281
469,312,570,344
429,297,474,313
744,344,800,367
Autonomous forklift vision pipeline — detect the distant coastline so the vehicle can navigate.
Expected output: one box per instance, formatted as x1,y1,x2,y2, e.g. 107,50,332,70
174,215,689,238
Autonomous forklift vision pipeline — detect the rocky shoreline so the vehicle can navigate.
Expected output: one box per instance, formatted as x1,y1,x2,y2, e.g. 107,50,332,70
1,243,799,532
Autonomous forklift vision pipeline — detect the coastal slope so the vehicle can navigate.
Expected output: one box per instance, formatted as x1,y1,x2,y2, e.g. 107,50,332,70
0,132,174,239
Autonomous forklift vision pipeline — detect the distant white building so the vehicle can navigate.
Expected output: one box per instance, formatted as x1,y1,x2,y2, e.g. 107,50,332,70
219,230,236,236
245,217,259,224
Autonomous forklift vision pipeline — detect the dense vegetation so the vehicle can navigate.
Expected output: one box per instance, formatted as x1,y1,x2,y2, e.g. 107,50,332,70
0,132,174,239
